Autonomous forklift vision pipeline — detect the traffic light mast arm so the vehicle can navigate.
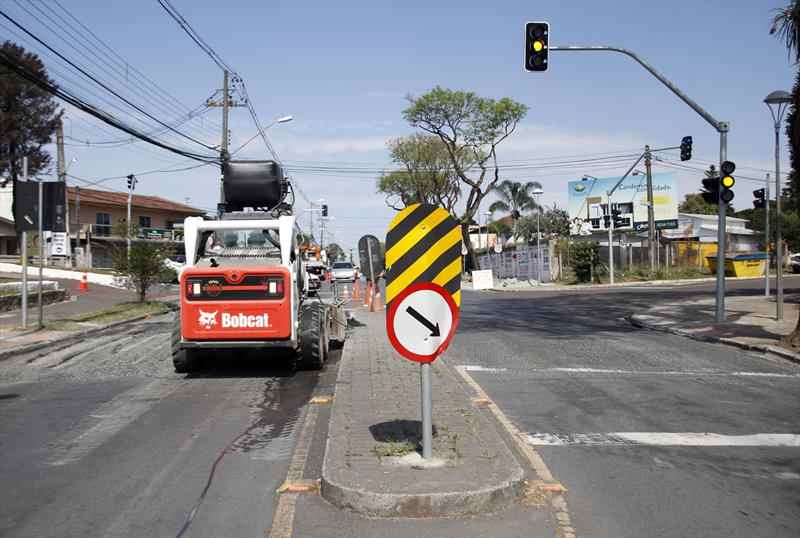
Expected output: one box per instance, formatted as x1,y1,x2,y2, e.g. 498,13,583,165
607,152,646,198
549,46,726,134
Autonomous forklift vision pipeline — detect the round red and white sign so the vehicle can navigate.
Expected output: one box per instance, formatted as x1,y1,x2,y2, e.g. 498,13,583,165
386,282,459,363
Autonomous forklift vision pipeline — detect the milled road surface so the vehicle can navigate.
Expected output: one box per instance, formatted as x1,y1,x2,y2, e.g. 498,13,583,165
2,277,800,537
0,312,340,538
449,278,800,538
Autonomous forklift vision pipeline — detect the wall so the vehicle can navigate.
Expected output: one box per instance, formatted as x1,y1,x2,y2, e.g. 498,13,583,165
68,201,189,232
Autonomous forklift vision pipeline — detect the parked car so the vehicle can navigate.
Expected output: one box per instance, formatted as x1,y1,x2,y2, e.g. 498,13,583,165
331,261,356,283
790,253,800,274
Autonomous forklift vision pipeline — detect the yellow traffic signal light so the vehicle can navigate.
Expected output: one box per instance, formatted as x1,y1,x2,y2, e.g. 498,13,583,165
525,22,549,72
721,175,735,189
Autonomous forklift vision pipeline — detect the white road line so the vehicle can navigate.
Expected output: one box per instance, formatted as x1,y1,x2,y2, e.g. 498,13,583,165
458,365,800,378
46,379,177,466
526,433,800,447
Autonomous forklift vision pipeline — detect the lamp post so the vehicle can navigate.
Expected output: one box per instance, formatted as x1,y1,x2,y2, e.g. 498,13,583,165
231,115,293,156
480,210,491,269
533,187,544,284
765,90,791,320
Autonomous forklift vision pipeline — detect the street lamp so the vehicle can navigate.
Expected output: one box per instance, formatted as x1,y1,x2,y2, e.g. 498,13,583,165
765,90,791,320
232,114,293,156
533,186,544,284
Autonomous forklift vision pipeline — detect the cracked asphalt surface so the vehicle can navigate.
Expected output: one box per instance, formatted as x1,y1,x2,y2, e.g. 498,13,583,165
0,311,340,538
1,277,799,538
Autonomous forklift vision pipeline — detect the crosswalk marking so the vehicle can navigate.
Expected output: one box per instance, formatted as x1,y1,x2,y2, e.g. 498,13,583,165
459,365,800,378
526,432,800,447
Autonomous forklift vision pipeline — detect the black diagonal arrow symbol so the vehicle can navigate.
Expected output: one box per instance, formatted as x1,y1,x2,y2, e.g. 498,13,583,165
405,306,441,337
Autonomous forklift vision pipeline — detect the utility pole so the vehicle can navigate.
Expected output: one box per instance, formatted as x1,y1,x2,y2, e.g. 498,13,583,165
37,174,44,329
607,202,614,284
56,118,71,267
206,71,245,214
75,186,82,266
644,145,656,273
21,157,28,329
126,174,137,258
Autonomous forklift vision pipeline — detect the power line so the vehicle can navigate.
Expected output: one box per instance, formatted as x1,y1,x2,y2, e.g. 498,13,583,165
15,0,220,143
0,8,219,152
0,47,219,163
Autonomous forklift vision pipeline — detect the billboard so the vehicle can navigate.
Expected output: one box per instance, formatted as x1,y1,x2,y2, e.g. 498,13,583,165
567,173,678,235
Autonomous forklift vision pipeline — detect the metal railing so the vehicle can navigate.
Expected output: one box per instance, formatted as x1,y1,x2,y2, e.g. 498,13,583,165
83,224,182,241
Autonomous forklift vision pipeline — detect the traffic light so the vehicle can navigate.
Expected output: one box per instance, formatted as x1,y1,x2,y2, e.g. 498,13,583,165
701,176,720,205
753,188,766,209
720,160,735,204
612,208,629,228
525,22,549,72
603,214,611,228
322,204,328,217
680,136,693,161
126,174,136,190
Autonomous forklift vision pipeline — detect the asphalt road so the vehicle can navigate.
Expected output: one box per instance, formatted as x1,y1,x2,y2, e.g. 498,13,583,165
2,277,799,538
0,309,341,538
449,277,800,538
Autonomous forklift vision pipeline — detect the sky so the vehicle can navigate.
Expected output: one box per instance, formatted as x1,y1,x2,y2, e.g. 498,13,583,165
0,0,795,254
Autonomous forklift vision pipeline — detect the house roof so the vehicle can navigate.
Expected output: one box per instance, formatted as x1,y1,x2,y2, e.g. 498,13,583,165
67,186,204,215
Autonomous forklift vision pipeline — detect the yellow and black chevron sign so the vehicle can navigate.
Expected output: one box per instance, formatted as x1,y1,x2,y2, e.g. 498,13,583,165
385,203,462,307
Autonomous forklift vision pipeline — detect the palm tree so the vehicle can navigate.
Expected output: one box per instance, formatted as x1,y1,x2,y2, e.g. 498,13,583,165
488,180,542,242
771,2,800,63
771,1,800,345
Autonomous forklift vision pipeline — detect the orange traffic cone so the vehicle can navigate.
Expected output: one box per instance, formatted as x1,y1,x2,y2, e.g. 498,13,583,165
341,284,350,301
373,288,384,311
363,281,373,308
79,273,89,292
353,279,361,300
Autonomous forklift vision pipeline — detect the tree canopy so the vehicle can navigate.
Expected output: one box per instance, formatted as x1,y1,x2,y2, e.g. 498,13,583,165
325,242,344,262
377,134,462,214
402,86,527,269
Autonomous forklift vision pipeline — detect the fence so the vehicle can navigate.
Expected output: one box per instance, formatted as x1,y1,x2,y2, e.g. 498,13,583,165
478,245,551,282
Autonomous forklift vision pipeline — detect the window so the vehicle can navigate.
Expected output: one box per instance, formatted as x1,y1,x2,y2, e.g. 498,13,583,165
139,216,152,229
95,213,110,236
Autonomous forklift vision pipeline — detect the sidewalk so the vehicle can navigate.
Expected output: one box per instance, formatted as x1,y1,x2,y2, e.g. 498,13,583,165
629,294,800,363
321,307,527,518
485,275,780,293
0,272,177,357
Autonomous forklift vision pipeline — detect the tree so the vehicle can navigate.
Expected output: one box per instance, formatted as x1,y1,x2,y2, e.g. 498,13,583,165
771,2,800,345
403,87,527,270
540,205,570,237
325,242,344,262
111,240,173,302
488,180,541,240
377,134,463,214
679,165,734,216
1,41,62,235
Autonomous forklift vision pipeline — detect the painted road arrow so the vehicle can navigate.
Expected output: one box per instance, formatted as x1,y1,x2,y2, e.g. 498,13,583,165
405,306,441,337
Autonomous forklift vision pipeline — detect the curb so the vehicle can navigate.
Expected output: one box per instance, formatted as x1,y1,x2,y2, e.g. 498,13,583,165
0,302,178,362
319,312,525,518
488,275,778,293
628,314,800,365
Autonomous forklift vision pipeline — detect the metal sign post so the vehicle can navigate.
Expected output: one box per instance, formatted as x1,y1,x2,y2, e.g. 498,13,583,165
420,363,433,459
21,157,28,329
38,177,44,329
386,282,459,460
385,204,462,460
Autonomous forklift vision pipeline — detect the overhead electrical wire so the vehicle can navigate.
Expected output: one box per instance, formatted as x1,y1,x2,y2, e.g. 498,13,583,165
0,8,219,153
13,0,220,144
47,0,222,135
0,47,219,163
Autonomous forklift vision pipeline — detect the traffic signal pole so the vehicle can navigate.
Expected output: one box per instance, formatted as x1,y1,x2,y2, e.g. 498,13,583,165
765,175,770,298
550,45,730,322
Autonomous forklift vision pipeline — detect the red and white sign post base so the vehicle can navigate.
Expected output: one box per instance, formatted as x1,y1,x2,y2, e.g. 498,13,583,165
386,282,459,459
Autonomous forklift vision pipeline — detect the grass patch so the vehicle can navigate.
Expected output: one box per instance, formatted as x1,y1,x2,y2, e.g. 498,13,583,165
372,441,416,458
45,301,172,331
